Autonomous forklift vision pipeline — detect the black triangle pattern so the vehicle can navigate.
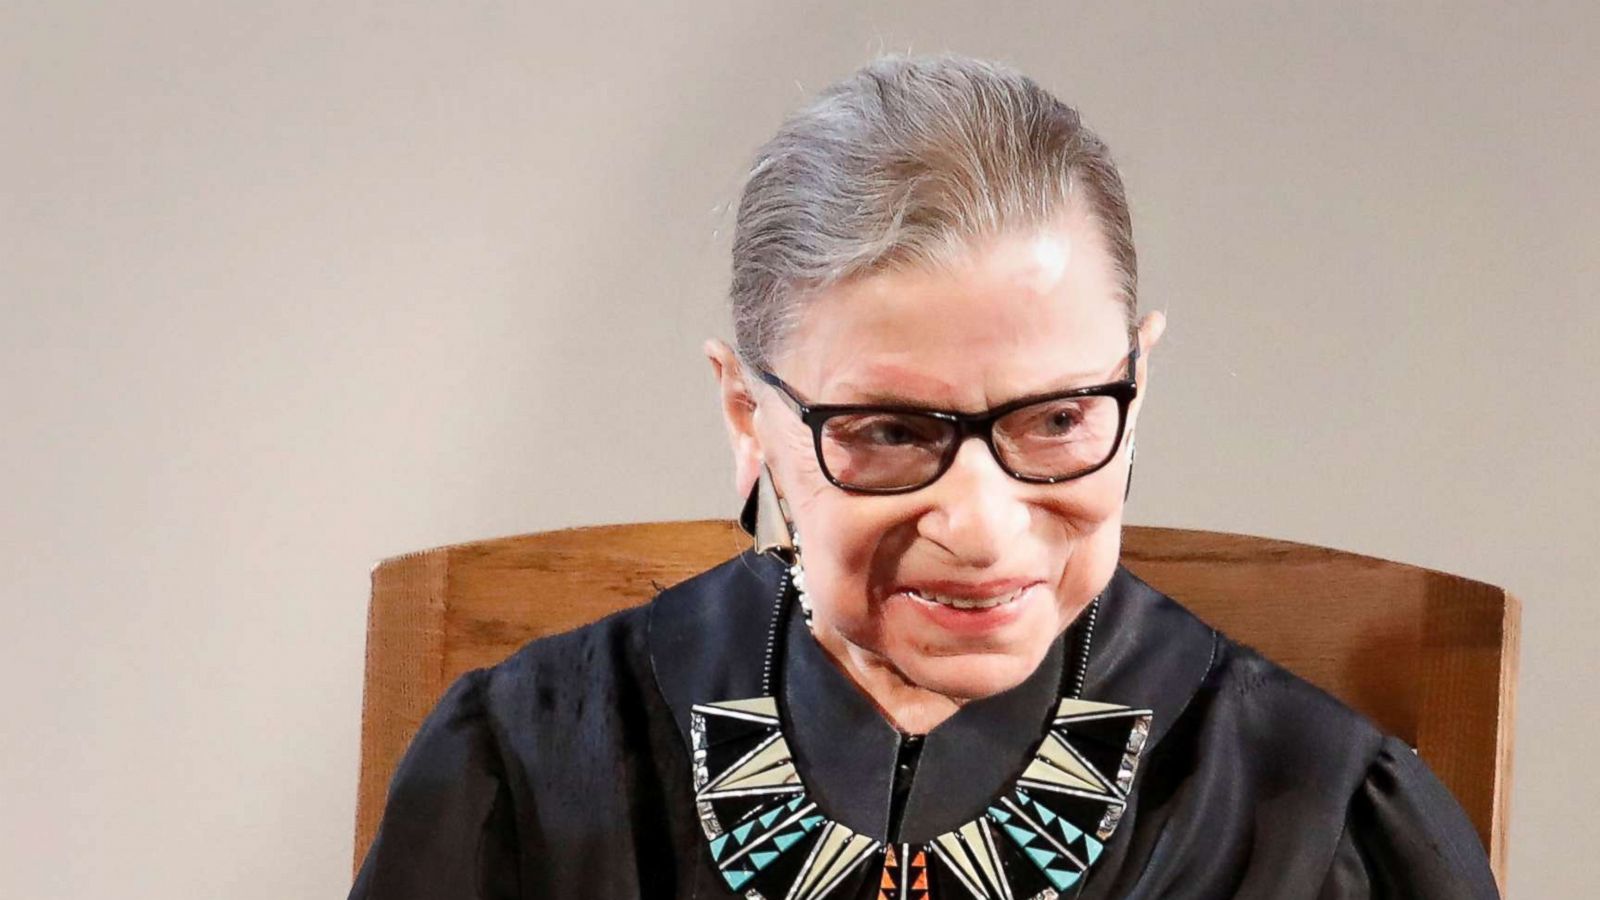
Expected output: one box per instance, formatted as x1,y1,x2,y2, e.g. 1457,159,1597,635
703,713,779,749
1052,712,1146,787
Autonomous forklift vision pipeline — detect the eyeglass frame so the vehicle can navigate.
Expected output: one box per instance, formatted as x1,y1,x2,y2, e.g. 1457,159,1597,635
755,333,1141,495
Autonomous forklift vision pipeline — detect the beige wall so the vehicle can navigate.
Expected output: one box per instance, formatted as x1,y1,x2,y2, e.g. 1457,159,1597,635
3,3,1594,896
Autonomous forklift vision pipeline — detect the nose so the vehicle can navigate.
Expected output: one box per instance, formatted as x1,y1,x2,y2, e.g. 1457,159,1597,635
916,436,1032,568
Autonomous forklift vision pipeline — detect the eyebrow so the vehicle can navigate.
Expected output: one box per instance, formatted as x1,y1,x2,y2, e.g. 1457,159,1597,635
829,357,1128,411
831,366,959,407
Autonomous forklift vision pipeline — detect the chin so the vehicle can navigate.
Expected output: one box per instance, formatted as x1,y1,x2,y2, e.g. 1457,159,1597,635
898,647,1043,702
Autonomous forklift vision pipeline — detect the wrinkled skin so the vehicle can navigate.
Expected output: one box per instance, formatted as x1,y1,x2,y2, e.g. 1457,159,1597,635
708,209,1167,733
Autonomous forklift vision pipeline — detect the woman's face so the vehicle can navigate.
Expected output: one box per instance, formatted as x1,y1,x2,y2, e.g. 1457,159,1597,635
711,211,1164,704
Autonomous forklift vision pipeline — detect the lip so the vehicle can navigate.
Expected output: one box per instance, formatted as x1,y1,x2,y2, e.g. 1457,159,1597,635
896,577,1039,599
890,579,1043,636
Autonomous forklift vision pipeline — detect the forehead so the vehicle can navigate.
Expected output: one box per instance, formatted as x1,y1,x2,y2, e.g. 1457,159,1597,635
777,219,1128,409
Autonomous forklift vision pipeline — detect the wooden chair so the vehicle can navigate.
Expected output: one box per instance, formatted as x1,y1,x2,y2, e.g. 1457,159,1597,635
353,521,1519,890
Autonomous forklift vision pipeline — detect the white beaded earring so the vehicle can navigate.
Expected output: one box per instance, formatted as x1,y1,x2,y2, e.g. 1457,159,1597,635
789,528,813,628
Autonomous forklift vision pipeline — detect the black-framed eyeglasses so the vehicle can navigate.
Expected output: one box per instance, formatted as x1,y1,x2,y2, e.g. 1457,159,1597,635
757,336,1140,494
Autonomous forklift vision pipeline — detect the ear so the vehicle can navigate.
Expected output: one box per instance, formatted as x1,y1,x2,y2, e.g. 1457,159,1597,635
1127,310,1167,438
704,338,765,498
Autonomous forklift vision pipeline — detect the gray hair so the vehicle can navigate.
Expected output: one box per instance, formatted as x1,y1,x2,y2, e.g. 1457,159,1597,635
730,54,1138,372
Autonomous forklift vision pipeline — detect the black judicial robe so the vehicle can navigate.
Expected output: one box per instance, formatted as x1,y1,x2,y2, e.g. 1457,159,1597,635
350,552,1500,899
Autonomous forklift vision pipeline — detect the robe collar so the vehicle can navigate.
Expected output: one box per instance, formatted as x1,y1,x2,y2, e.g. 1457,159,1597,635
647,550,1217,844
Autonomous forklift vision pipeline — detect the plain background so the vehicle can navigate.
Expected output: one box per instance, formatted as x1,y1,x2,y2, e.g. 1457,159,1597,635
3,2,1595,897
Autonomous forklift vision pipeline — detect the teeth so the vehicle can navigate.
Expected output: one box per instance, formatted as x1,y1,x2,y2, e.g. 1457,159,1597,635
909,588,1023,610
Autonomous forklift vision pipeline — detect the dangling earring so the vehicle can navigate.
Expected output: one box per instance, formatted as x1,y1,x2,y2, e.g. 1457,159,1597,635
1124,433,1137,502
738,464,796,560
736,464,812,626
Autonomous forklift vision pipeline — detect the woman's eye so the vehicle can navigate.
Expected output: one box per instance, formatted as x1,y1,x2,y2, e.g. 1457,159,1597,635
1015,403,1083,437
829,415,944,448
869,421,919,445
1044,409,1081,434
859,418,929,446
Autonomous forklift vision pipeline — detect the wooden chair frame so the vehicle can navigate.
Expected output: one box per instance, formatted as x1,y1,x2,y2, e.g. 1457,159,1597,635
353,521,1518,890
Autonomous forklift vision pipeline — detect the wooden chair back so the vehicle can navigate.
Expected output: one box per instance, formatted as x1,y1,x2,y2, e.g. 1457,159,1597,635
354,521,1518,889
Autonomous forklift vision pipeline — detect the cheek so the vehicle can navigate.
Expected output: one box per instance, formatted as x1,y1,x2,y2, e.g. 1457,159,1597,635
1074,466,1128,525
1046,463,1131,591
1031,450,1131,541
816,502,898,576
796,500,915,619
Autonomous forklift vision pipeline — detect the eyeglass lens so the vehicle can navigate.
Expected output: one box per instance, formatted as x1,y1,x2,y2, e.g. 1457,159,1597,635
817,394,1123,490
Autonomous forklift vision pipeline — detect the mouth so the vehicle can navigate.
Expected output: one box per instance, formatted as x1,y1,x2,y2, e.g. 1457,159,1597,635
889,579,1043,634
896,576,1043,634
902,586,1029,610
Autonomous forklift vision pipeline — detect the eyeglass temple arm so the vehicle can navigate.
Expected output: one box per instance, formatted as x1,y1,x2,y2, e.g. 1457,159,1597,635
755,369,808,416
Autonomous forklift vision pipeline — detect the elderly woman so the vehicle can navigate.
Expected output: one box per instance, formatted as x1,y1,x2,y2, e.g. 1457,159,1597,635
351,55,1498,899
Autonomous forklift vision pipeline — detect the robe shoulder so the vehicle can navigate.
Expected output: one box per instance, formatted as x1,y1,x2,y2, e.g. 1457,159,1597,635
349,603,666,900
347,554,791,898
1317,734,1500,898
1135,634,1499,899
348,666,521,899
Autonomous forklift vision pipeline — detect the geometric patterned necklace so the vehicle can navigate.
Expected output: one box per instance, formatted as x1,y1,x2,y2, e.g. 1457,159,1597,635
691,566,1154,899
